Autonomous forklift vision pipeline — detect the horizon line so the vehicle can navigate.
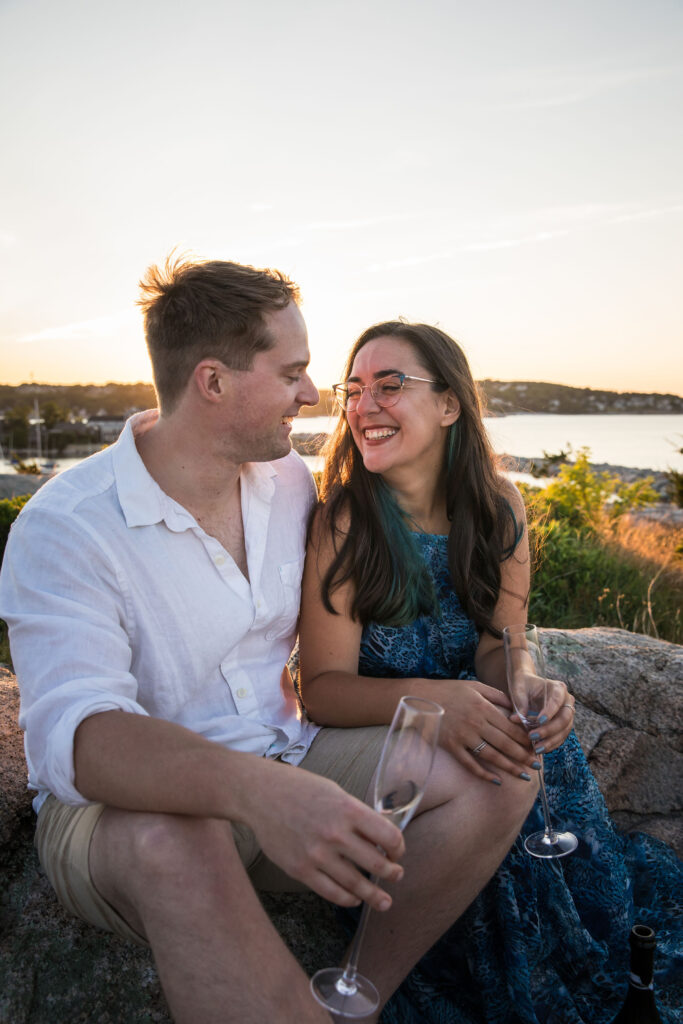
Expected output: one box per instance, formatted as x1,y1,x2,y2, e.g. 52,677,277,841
1,379,682,401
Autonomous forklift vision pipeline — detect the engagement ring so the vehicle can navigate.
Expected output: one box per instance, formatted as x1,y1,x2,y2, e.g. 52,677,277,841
471,740,488,755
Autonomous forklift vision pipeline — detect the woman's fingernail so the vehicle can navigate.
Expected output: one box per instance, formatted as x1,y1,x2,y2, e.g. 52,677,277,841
534,744,546,754
532,760,542,770
527,710,539,718
490,777,502,786
538,715,548,725
378,898,391,911
530,731,541,741
520,771,531,781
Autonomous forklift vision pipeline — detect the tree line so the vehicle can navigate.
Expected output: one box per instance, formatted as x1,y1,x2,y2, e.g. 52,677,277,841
1,378,682,439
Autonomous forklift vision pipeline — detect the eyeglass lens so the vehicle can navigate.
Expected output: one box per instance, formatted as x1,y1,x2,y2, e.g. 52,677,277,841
341,375,404,410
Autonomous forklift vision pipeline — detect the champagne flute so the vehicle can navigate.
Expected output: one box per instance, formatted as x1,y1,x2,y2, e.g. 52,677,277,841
503,624,578,859
310,695,444,1018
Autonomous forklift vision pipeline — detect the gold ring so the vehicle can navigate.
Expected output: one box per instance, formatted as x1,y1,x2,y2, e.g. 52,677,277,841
563,703,575,713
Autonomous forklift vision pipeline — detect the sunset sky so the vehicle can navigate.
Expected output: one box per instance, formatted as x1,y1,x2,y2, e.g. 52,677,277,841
1,0,682,395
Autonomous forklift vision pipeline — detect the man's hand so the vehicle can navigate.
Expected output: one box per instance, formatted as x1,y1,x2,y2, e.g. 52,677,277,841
246,763,405,911
75,711,405,911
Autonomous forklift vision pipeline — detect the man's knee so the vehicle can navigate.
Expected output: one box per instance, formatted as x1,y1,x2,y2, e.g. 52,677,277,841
94,810,244,898
418,748,538,829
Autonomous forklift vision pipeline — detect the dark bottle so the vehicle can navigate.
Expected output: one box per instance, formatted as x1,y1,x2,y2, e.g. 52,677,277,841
612,924,662,1023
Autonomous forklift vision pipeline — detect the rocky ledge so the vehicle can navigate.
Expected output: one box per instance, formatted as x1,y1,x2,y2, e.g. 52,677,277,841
1,627,681,1023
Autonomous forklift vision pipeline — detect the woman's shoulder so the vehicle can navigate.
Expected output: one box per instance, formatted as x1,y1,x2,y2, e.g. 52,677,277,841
309,490,352,553
499,475,526,519
496,476,527,558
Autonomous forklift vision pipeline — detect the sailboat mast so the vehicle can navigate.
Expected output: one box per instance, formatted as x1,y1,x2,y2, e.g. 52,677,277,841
33,399,42,461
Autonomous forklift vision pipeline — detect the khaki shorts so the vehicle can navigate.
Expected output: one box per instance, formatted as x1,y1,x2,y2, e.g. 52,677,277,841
35,725,388,946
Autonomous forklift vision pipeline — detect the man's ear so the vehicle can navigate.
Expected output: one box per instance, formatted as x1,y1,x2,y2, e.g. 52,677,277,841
193,360,228,402
441,389,461,426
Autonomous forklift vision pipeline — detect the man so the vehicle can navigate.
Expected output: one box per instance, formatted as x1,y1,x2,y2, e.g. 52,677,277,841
0,256,537,1023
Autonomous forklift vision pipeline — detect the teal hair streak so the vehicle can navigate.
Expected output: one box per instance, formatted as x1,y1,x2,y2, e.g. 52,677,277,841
446,421,460,472
371,477,440,627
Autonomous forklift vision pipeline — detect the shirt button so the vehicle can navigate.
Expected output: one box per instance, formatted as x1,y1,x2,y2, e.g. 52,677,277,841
235,687,248,699
214,554,226,566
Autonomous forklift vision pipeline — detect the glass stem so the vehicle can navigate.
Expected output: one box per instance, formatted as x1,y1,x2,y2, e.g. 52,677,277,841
536,756,557,841
339,875,377,989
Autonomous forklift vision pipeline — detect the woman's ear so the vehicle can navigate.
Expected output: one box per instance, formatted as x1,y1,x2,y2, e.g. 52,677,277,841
441,389,461,426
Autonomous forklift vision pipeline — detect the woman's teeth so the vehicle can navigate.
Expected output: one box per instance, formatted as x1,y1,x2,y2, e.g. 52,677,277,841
364,427,397,440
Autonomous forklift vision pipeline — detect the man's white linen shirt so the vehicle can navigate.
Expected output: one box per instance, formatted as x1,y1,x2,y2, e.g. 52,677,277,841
0,411,320,812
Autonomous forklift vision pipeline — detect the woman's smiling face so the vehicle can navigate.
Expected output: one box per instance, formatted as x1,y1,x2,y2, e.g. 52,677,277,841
346,335,459,480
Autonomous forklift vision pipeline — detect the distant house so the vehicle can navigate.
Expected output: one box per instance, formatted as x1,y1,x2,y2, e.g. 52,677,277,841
87,414,128,443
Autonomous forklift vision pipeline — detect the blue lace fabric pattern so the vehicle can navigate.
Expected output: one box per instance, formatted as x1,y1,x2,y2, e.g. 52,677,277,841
358,533,682,1024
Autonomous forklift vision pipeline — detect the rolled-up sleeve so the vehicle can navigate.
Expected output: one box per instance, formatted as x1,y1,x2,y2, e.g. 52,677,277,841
0,506,149,806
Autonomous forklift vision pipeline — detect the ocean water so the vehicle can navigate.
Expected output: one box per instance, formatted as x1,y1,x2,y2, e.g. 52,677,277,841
294,413,683,474
8,414,682,481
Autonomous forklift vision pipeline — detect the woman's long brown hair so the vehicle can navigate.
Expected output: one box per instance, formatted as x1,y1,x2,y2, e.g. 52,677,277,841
318,321,521,635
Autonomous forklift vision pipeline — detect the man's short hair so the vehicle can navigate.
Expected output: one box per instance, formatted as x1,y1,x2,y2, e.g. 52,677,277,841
138,254,301,412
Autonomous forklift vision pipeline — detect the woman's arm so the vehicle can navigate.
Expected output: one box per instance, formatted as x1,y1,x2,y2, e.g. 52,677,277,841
474,483,531,689
299,507,537,784
298,508,410,727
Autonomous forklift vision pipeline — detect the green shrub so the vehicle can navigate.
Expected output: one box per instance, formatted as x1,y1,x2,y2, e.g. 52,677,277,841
0,619,9,667
525,450,681,643
0,494,32,565
539,447,658,531
668,469,683,508
0,494,32,668
528,517,681,643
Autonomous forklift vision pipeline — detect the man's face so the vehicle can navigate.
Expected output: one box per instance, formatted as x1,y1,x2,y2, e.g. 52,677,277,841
221,303,319,463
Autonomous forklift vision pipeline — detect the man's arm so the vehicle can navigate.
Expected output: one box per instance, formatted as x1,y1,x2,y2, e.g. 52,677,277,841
1,503,403,910
75,709,405,910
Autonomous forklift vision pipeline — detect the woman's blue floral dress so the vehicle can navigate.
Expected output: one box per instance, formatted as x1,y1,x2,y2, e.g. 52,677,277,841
358,534,682,1024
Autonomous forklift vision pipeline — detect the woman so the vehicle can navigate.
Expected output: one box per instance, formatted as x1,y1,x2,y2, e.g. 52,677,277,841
298,321,681,1023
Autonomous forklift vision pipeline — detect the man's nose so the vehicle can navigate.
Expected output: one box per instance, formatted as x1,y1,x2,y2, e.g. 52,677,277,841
299,374,319,407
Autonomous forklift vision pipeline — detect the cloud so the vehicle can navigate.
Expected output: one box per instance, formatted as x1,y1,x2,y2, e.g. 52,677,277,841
461,229,572,252
607,203,683,225
363,200,683,272
305,198,683,250
491,64,680,110
365,251,455,273
304,212,422,232
17,309,138,345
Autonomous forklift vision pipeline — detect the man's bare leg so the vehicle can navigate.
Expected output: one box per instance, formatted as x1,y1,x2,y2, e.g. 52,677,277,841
357,749,539,1020
89,809,332,1024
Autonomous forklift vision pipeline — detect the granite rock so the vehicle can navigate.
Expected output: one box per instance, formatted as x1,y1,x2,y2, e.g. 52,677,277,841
1,627,681,1023
540,627,682,850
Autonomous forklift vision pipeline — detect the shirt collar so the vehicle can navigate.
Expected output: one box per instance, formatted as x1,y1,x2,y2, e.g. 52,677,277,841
112,411,168,528
112,410,281,530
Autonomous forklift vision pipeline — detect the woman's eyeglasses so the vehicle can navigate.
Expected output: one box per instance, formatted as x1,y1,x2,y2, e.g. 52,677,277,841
332,372,443,411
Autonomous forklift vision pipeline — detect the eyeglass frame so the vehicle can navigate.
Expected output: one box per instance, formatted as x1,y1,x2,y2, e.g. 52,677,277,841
332,372,445,411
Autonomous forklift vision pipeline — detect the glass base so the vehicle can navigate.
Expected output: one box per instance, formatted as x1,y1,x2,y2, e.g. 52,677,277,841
310,967,380,1018
524,829,578,859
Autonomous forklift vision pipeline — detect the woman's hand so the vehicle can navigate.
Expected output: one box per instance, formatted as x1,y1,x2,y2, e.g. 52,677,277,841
428,679,538,785
511,677,575,756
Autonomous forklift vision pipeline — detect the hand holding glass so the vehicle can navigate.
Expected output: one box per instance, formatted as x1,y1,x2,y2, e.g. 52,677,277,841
310,695,444,1018
503,624,578,859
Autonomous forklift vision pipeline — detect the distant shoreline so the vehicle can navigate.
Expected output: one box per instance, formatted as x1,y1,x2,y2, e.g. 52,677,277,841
0,453,673,503
2,381,682,420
